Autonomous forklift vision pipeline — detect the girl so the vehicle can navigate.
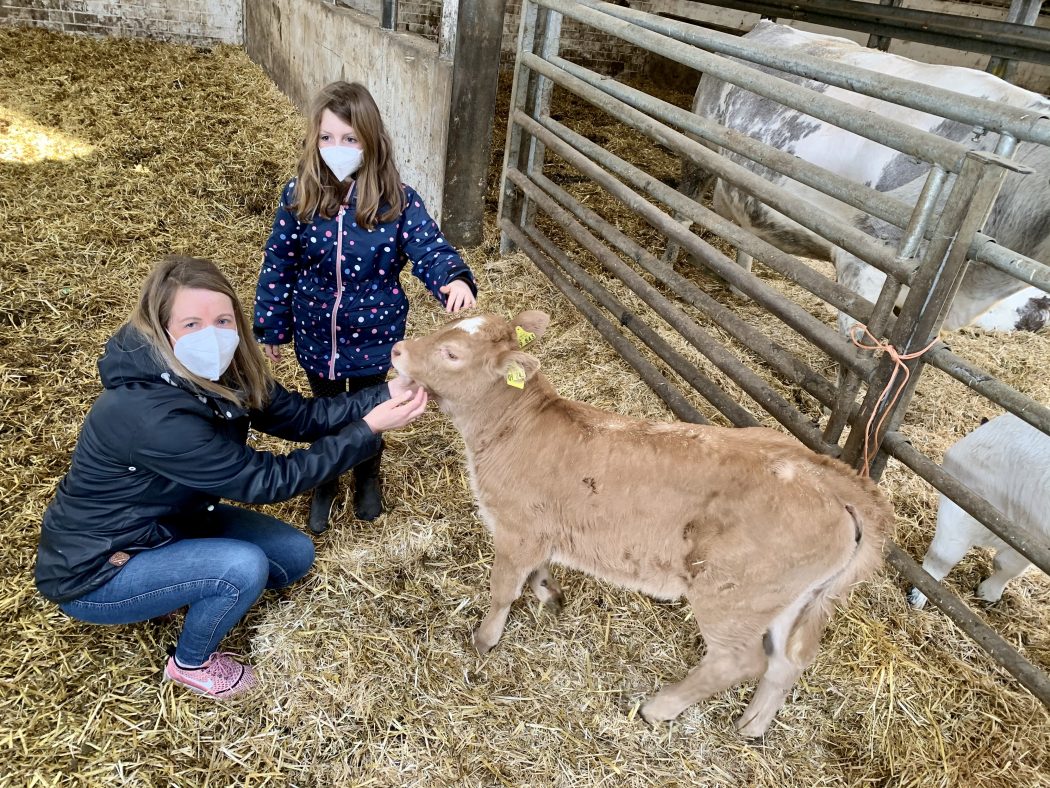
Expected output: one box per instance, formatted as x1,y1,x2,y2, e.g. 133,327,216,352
36,256,428,699
254,81,477,533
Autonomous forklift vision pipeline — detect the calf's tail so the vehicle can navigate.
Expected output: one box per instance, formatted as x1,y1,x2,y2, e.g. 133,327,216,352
785,490,890,663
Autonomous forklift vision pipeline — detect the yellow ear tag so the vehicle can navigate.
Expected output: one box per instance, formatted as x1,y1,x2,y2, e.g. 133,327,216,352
516,326,535,348
505,361,526,389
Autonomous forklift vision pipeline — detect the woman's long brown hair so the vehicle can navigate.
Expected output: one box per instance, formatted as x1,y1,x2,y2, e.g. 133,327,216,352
129,255,273,410
290,81,405,228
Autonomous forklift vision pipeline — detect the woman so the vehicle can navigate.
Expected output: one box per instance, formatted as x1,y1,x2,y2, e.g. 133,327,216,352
254,80,477,532
36,255,427,699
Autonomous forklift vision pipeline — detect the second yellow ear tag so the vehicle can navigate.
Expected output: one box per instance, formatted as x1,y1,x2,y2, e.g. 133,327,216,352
516,326,535,348
505,361,526,389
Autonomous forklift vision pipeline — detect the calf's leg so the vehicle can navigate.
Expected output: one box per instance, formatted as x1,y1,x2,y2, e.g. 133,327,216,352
474,533,549,655
640,613,768,725
527,563,564,612
735,599,826,738
908,498,975,609
976,547,1030,603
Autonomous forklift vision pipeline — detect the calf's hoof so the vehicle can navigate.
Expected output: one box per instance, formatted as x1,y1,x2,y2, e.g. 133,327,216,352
974,582,1004,604
471,631,497,656
906,588,928,609
734,712,771,739
543,590,564,614
639,694,681,726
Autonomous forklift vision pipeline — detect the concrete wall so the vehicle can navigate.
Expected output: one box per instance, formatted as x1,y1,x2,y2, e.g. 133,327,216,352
0,0,241,45
245,0,453,221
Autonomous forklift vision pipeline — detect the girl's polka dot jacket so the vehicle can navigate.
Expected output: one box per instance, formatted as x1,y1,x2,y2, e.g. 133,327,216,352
254,179,477,379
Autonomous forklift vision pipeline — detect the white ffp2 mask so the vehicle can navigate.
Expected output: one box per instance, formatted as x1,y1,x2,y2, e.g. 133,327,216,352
320,145,364,181
172,326,240,381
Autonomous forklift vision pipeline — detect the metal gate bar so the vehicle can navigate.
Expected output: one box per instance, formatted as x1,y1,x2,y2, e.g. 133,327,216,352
502,220,708,424
926,348,1050,436
499,0,1050,708
510,168,836,448
522,110,874,375
887,544,1050,706
594,0,1050,107
549,54,918,234
535,0,996,170
538,116,879,324
530,171,840,408
575,0,1050,293
525,53,916,284
517,220,756,426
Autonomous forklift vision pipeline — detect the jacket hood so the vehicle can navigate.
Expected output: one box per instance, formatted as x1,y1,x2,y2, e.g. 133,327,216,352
98,324,170,390
96,325,246,418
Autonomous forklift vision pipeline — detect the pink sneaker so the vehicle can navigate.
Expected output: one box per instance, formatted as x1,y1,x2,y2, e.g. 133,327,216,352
163,652,258,699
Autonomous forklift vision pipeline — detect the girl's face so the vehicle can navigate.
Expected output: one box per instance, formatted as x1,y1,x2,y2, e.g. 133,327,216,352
167,287,237,346
318,109,361,150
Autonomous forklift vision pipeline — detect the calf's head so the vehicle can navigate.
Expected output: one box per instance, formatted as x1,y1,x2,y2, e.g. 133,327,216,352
391,311,550,411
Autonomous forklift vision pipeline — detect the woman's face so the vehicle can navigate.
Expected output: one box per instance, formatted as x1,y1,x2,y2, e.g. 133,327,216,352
318,108,361,150
167,287,237,346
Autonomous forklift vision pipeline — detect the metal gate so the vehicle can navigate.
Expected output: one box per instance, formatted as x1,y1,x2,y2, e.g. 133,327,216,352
497,0,1050,705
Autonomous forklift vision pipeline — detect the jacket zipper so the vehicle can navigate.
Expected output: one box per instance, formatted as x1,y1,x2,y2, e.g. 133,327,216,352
328,185,355,379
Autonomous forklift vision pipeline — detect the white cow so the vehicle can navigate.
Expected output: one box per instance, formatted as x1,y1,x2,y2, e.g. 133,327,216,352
908,414,1050,609
682,21,1050,333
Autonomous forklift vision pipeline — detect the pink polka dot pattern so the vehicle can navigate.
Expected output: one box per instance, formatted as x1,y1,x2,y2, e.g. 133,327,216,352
253,180,476,379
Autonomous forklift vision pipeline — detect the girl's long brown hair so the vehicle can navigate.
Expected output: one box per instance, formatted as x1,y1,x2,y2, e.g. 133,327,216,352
130,255,273,410
290,81,405,228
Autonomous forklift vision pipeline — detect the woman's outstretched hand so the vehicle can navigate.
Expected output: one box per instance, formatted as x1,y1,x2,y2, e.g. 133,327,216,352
363,388,428,433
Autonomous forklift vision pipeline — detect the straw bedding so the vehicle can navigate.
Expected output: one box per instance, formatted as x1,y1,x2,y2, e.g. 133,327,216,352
1,26,1047,787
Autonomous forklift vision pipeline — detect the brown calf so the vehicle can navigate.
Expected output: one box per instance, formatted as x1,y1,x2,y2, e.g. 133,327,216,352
391,311,890,737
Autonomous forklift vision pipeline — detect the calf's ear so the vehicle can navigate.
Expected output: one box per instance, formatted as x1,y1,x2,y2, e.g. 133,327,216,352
512,311,550,342
496,349,540,381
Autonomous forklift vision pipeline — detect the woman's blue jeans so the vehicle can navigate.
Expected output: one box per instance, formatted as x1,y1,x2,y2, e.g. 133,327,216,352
59,505,315,666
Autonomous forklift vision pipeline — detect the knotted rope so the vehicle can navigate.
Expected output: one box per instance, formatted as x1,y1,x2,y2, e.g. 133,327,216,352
848,324,939,477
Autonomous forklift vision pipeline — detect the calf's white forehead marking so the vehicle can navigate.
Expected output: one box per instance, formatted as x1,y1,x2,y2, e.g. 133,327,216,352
455,316,487,334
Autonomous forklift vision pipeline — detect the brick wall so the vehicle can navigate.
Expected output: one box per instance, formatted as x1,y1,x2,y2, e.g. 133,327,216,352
0,0,243,45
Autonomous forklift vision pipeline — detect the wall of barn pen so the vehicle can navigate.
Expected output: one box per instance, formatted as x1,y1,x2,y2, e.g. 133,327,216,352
5,1,1049,92
243,0,452,223
0,0,242,46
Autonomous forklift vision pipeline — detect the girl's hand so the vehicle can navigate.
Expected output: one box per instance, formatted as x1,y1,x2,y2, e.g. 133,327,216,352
440,279,476,313
363,388,428,433
263,344,282,362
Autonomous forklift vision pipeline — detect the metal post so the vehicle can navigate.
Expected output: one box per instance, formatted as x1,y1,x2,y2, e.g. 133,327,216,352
380,0,398,30
987,0,1044,83
843,153,1011,477
866,0,903,51
497,0,541,253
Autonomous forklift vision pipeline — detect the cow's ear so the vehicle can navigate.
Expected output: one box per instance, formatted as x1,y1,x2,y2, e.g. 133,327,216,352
512,311,550,345
495,349,540,386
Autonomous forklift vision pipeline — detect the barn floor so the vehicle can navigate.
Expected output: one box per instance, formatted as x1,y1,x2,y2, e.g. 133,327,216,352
2,26,1049,787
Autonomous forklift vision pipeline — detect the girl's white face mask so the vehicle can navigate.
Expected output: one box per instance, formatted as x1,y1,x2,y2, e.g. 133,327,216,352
172,326,240,381
320,145,364,182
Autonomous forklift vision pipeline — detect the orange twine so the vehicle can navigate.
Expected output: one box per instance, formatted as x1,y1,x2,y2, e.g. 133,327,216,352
849,324,939,477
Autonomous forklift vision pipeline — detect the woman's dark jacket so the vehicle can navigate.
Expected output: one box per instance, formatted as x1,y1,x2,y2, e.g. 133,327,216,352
35,324,388,603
